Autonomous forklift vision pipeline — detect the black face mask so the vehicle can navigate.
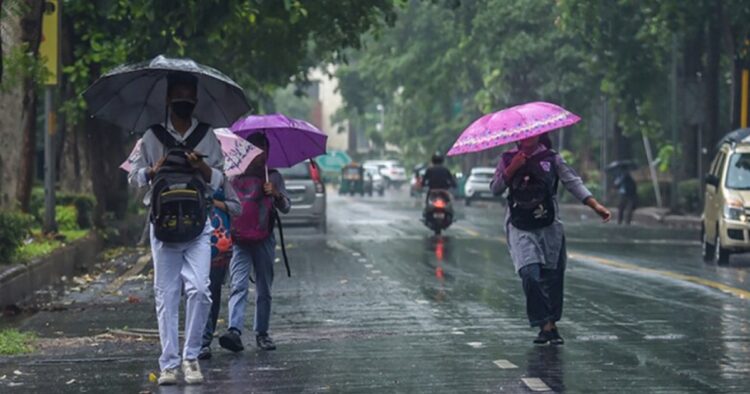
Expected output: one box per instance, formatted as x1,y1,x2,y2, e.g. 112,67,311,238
170,100,195,119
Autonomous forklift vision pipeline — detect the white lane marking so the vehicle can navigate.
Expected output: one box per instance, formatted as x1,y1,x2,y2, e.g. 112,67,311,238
644,334,686,340
364,264,374,268
451,331,465,335
415,300,429,305
493,359,518,369
339,279,348,284
522,378,551,392
358,258,368,263
371,270,382,274
352,252,361,257
466,342,484,349
576,334,619,341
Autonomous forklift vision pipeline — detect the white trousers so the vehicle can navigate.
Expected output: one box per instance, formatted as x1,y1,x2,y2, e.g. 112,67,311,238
151,222,212,371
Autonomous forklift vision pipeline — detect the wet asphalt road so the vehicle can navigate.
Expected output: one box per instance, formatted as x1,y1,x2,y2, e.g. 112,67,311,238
3,189,750,393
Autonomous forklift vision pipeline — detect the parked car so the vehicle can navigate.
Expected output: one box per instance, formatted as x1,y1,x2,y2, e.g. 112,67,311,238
702,130,750,264
363,165,386,196
364,160,408,189
464,167,496,206
277,160,327,233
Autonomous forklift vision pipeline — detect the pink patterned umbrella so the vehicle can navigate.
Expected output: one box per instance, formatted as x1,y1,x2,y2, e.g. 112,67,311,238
120,128,262,177
447,101,581,156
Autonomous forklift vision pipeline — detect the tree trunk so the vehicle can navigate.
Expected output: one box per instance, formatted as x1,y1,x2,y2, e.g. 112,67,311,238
16,0,44,211
704,0,722,171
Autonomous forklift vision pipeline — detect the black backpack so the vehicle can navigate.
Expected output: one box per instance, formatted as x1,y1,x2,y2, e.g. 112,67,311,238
502,150,559,231
149,123,212,243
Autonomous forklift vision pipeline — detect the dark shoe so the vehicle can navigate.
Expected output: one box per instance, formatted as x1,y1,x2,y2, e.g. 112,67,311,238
550,329,564,345
219,329,244,352
197,346,212,360
256,334,276,351
533,330,555,345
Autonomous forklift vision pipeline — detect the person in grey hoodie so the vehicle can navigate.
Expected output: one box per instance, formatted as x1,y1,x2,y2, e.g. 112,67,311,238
491,134,611,345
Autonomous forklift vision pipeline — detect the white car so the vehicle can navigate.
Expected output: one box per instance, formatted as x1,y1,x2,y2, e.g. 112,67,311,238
363,160,408,189
464,167,496,205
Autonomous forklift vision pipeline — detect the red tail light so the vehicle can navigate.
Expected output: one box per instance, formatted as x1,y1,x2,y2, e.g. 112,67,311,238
309,160,321,183
434,199,446,209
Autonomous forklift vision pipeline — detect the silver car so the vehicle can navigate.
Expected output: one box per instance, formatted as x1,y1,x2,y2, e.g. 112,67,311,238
278,161,327,232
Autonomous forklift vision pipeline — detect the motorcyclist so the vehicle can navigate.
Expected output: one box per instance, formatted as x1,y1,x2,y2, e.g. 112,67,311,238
422,152,456,197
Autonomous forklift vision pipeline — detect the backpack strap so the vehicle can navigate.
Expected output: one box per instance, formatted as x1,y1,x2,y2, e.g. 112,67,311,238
184,122,210,150
151,122,210,151
150,124,178,149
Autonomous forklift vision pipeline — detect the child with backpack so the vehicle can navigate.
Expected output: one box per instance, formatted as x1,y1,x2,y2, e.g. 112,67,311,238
128,72,226,385
491,134,611,345
219,132,291,352
198,184,241,360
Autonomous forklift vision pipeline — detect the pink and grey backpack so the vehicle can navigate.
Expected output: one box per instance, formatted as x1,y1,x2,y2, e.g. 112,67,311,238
231,174,276,244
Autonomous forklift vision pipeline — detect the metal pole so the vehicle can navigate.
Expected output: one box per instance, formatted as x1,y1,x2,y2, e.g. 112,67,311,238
43,87,57,233
642,133,662,208
601,98,608,204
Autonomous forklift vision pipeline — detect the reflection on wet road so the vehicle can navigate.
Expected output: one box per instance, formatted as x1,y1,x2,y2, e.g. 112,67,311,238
3,190,750,392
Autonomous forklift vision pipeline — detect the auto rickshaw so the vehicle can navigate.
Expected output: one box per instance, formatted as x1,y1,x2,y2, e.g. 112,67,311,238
339,163,366,196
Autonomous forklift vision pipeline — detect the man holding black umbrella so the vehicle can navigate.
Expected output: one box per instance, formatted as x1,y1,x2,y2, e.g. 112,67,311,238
85,55,250,386
128,72,225,385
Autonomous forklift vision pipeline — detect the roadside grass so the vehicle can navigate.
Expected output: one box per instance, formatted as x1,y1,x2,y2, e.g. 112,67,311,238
16,229,90,262
0,329,35,355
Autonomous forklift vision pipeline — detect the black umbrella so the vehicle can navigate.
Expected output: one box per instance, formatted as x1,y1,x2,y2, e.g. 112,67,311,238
83,55,251,132
605,160,637,172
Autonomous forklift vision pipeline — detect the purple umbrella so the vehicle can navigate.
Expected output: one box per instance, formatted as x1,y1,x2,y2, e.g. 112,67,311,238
230,113,328,168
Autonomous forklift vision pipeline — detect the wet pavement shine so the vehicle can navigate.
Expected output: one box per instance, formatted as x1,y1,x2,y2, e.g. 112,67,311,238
3,190,750,393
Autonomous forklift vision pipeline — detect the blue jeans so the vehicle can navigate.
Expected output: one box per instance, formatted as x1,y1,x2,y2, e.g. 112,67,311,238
518,242,566,328
227,236,276,335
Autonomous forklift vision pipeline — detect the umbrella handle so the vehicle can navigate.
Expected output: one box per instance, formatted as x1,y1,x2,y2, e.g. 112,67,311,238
265,165,269,183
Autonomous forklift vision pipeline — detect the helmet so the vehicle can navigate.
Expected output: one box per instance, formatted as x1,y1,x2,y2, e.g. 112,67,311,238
431,152,444,165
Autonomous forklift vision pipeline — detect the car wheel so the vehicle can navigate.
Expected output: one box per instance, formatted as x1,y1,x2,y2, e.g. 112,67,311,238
465,196,472,206
317,216,327,234
701,225,715,262
714,230,730,265
379,189,385,197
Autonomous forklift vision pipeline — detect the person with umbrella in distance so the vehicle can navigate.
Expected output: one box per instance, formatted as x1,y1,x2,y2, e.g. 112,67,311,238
448,102,611,345
608,161,638,225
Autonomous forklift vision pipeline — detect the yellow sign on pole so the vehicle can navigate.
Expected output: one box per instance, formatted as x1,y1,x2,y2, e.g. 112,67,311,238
742,69,749,129
39,0,59,86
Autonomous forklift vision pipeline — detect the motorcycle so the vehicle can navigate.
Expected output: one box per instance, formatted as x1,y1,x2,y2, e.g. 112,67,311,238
422,189,454,235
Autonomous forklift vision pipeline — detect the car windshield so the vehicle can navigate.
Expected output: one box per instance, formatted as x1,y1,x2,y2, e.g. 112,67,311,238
472,172,494,180
278,162,311,180
726,153,750,190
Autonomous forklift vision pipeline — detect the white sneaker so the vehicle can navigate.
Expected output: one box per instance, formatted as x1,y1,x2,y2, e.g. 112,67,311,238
182,359,204,385
158,368,178,385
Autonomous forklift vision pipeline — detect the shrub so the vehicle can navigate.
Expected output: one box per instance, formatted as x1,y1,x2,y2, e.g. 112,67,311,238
637,181,671,207
0,211,33,264
57,193,95,229
678,179,702,213
55,205,79,231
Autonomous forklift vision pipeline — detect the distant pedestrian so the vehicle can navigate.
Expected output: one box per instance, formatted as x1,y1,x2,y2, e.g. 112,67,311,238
613,171,637,225
219,132,291,353
491,134,611,345
128,72,225,385
198,183,241,360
